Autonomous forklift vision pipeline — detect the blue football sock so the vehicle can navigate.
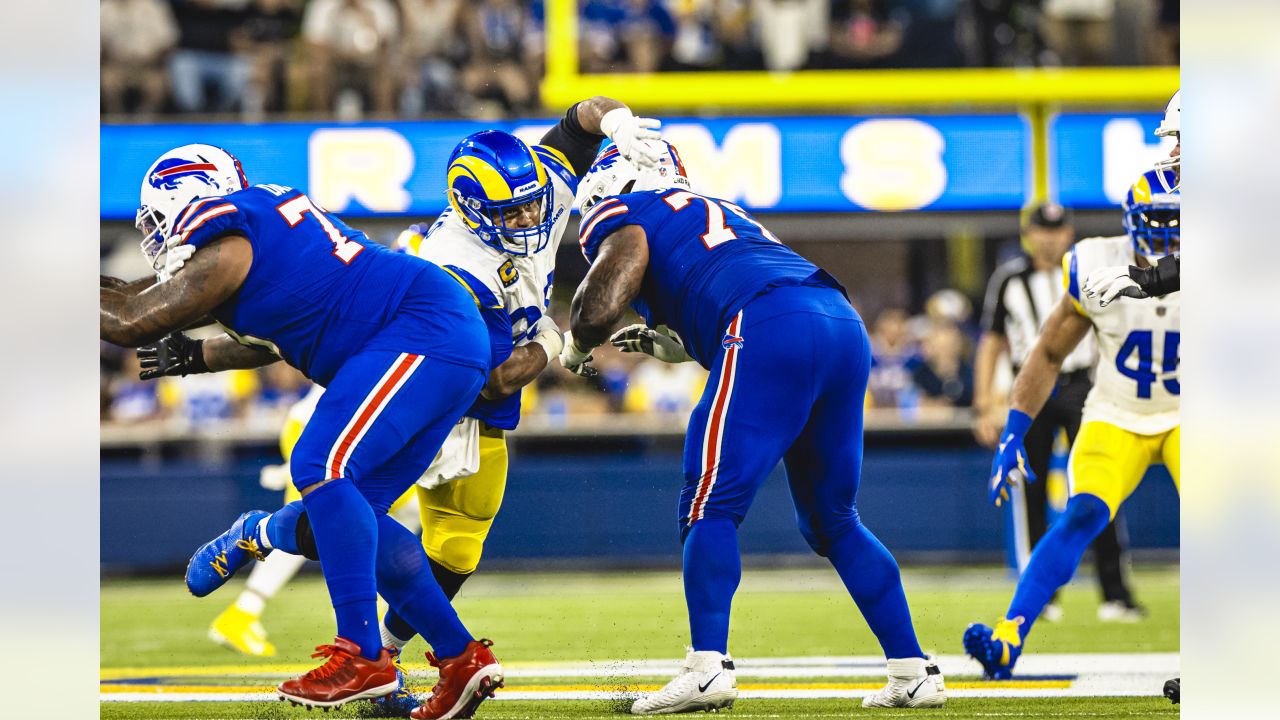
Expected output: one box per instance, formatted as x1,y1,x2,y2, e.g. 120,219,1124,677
1007,493,1112,638
375,515,472,659
300,479,382,660
682,518,741,654
824,516,925,659
264,500,305,554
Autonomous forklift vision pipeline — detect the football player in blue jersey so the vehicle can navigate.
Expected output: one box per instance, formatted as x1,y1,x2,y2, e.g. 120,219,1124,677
101,144,502,714
560,142,947,713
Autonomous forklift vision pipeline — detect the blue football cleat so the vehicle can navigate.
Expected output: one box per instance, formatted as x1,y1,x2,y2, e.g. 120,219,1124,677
369,649,420,718
963,618,1025,680
186,510,270,597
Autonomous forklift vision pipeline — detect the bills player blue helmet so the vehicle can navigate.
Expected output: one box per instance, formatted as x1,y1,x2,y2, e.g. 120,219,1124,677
575,139,691,216
1122,168,1180,259
137,144,249,275
446,131,553,256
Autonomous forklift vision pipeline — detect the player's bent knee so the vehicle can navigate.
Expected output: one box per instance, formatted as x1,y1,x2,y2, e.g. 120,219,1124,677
1062,493,1113,535
427,536,484,575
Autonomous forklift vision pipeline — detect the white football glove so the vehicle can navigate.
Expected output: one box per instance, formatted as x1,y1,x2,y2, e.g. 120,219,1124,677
528,315,565,361
1083,265,1147,306
157,243,197,283
610,324,693,363
558,331,599,378
600,108,663,169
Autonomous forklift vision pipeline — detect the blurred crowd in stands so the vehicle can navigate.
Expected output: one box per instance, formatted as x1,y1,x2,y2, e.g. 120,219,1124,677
99,285,980,431
102,0,1180,120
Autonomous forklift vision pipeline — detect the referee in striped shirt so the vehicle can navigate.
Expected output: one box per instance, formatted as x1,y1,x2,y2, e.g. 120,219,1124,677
973,202,1141,622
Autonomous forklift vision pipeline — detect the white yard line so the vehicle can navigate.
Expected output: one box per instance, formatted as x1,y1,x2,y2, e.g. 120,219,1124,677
100,652,1179,702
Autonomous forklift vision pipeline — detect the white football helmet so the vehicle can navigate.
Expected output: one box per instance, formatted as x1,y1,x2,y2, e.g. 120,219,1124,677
1154,90,1180,191
136,144,248,276
575,139,691,216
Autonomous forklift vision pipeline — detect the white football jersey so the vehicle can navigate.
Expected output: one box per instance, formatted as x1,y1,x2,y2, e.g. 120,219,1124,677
411,145,577,486
1067,236,1180,435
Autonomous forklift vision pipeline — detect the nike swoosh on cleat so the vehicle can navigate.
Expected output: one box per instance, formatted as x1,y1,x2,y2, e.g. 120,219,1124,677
697,673,722,693
906,679,927,699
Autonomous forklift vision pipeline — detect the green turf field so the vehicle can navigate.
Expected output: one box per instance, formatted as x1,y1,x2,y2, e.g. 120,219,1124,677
101,565,1179,718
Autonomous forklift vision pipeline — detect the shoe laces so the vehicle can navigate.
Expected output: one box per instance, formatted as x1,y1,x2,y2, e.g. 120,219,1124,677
304,643,354,682
992,617,1025,648
236,538,266,562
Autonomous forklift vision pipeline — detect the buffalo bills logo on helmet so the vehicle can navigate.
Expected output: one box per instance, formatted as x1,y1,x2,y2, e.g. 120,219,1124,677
722,333,744,350
148,158,223,191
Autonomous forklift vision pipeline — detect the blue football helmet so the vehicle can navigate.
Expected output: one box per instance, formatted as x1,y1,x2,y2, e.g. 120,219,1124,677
446,131,553,256
1122,168,1180,259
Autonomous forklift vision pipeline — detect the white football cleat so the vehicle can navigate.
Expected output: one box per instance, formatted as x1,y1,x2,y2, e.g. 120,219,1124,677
630,650,737,715
861,657,947,709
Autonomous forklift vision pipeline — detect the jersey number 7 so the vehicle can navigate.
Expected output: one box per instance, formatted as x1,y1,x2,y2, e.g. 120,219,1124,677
276,194,364,264
663,190,781,249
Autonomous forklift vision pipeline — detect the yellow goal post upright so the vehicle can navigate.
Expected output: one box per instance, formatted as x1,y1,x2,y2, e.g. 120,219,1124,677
539,0,1179,202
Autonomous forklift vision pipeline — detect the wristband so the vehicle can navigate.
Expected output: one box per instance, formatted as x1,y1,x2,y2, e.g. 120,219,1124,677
531,326,565,362
1002,409,1033,438
187,339,210,375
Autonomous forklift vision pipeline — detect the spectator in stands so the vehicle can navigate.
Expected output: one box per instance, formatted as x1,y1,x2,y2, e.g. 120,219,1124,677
302,0,400,117
756,0,827,72
579,0,675,73
1040,0,1116,66
667,0,722,70
893,0,963,68
458,0,540,114
868,307,922,409
169,0,253,114
158,369,261,427
398,0,466,116
826,0,903,69
910,321,974,407
101,0,179,116
236,0,303,117
109,353,166,423
1149,0,1178,65
623,359,706,416
968,0,1047,68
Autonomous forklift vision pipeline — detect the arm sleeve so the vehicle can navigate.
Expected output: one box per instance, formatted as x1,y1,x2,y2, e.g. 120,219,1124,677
538,102,606,180
1130,254,1180,296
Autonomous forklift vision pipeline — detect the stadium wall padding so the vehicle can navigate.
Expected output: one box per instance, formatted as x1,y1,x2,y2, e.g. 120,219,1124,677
100,446,1179,573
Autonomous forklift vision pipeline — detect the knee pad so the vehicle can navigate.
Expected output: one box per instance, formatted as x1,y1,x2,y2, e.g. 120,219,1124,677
1061,494,1112,537
294,511,320,562
420,510,492,575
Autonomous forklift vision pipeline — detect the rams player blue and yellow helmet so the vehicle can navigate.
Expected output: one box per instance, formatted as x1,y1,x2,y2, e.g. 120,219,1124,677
446,130,554,256
1122,167,1180,260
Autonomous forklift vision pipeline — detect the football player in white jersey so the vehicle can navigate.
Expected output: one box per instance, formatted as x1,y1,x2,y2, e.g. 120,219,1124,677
963,167,1180,680
1083,90,1181,304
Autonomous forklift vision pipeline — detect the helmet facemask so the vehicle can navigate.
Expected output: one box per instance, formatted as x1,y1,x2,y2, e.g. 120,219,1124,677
451,180,554,257
1124,198,1180,259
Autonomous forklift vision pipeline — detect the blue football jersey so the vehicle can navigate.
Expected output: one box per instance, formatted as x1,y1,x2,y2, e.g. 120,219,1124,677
579,189,844,367
175,184,490,385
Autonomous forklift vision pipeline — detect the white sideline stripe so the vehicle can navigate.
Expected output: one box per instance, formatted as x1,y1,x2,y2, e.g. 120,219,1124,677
100,688,1165,703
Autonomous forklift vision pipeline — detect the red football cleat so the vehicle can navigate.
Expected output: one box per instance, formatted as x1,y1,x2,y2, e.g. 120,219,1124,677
278,637,399,709
409,639,504,720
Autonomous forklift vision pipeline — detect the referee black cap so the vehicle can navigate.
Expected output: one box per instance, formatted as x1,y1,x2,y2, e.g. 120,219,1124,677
1023,201,1073,229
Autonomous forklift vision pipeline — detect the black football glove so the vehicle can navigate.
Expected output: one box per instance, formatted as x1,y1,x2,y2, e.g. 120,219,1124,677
137,332,209,380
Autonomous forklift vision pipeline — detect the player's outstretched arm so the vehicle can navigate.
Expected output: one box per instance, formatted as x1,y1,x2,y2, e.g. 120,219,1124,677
570,227,649,349
100,275,156,295
539,97,663,176
482,316,564,400
100,236,252,348
988,297,1092,506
